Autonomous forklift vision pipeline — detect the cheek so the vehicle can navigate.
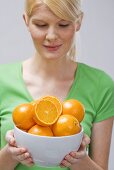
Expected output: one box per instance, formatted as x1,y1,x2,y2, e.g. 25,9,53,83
61,28,75,41
29,28,45,41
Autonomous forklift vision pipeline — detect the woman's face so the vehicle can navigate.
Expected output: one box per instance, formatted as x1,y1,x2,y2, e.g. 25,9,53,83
24,4,80,60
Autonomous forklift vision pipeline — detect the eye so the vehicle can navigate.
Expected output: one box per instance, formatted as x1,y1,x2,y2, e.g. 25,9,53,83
35,24,47,27
59,24,70,27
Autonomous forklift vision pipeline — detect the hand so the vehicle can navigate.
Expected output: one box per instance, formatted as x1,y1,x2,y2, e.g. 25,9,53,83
60,134,90,168
5,129,34,167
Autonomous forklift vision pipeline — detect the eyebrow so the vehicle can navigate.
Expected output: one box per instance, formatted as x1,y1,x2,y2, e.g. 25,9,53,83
32,19,68,23
32,19,46,22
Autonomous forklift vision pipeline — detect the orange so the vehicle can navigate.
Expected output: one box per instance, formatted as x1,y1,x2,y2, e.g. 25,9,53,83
62,99,85,122
41,96,62,116
33,99,59,126
12,103,35,130
28,124,53,137
52,114,81,136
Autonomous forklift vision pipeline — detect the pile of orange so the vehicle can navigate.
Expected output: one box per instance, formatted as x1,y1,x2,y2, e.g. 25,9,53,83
12,96,85,137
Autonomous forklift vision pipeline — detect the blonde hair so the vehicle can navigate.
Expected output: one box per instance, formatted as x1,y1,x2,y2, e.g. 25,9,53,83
25,0,82,60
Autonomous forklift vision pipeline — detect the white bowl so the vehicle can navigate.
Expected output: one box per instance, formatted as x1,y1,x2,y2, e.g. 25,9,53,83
14,125,83,167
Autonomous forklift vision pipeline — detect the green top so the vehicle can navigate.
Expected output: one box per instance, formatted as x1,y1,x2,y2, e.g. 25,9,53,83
0,62,114,170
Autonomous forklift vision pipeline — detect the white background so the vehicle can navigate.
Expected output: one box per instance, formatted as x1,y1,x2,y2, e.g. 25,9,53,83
0,0,114,169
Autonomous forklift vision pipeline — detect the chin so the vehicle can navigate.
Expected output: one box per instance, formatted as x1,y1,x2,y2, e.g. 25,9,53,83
45,56,61,60
42,52,65,60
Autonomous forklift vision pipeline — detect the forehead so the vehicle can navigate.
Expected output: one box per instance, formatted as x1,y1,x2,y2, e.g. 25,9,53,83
30,4,61,21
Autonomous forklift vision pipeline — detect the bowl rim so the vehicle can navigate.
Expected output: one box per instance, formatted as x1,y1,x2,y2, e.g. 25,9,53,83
14,125,83,139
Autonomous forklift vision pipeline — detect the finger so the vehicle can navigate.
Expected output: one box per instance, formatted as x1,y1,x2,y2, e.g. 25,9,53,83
69,147,87,159
72,149,87,159
16,152,31,161
60,159,71,168
78,141,87,152
74,134,90,156
5,130,14,140
8,146,27,157
82,134,90,146
9,138,16,147
21,158,34,167
5,130,16,146
66,134,90,161
60,164,66,168
64,154,78,164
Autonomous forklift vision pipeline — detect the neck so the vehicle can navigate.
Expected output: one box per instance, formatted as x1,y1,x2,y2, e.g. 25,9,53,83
24,53,75,80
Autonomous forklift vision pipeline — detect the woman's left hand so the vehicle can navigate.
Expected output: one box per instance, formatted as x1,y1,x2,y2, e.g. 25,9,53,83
60,134,90,168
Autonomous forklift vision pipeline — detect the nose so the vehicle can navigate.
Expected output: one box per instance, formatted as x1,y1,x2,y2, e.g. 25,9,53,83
46,26,58,41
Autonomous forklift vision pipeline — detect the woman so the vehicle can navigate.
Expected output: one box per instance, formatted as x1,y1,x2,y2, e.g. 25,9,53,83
0,0,114,170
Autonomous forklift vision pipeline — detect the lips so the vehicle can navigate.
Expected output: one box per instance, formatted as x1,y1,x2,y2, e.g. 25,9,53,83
43,44,62,51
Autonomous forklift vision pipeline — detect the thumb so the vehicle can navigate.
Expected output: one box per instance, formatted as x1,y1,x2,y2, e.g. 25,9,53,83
5,129,16,146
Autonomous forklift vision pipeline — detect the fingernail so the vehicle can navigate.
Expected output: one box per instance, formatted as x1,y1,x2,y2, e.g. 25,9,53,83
29,158,33,162
25,153,30,158
65,155,70,159
83,141,86,146
21,148,26,153
9,139,14,145
70,152,76,157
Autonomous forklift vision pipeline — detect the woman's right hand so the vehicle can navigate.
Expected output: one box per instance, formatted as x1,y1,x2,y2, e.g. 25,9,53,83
5,130,34,167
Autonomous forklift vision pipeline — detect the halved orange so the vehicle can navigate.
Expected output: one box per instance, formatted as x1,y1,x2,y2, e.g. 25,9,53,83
33,99,59,126
41,95,62,117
